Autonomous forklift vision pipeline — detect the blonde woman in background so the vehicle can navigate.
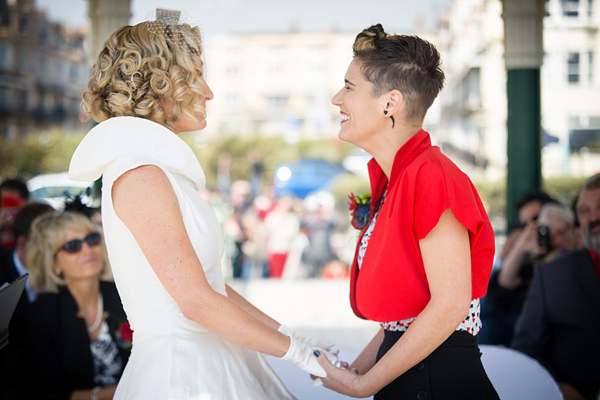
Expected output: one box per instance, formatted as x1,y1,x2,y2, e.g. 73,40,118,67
25,211,130,400
69,10,336,399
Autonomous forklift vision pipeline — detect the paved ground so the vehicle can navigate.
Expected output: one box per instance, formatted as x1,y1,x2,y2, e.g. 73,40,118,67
230,277,379,399
229,277,380,354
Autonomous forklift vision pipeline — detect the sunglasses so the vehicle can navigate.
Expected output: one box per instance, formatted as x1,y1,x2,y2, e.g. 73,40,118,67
58,232,102,254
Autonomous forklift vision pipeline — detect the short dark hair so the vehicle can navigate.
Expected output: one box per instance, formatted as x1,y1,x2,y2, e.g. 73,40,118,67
515,190,557,212
582,173,600,192
352,24,445,122
0,178,30,201
13,203,54,239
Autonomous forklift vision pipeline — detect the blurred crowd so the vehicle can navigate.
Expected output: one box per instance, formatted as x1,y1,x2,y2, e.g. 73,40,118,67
479,180,600,400
0,174,352,399
0,172,599,399
202,179,350,282
208,152,355,281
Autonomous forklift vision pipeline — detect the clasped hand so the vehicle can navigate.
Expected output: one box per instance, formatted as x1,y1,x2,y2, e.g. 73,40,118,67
313,352,372,398
278,324,371,395
278,325,338,378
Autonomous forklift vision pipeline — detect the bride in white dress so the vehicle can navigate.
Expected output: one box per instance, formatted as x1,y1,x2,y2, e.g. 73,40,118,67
69,11,338,400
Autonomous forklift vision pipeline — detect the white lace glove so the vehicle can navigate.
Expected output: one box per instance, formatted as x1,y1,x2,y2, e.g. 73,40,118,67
278,324,335,349
281,336,328,378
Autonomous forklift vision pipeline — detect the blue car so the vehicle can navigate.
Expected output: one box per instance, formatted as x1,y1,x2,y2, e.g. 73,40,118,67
273,159,347,199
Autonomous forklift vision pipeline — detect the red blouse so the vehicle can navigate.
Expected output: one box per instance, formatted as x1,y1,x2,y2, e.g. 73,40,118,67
349,130,495,322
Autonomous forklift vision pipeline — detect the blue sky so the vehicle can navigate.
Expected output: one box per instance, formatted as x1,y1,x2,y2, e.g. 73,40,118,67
36,0,453,37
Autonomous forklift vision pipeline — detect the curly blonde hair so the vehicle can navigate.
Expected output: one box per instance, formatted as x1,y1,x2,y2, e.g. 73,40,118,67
27,211,112,293
353,24,445,123
82,22,207,131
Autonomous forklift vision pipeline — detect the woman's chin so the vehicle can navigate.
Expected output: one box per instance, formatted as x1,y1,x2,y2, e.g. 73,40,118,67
337,129,350,143
338,130,356,146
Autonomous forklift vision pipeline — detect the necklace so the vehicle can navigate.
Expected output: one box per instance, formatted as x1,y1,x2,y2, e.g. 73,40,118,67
87,293,104,334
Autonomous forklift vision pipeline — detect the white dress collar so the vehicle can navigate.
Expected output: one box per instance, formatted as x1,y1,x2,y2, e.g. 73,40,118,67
68,117,206,190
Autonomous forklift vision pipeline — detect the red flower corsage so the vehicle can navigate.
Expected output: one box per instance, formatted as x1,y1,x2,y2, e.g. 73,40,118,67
348,193,371,230
116,321,133,350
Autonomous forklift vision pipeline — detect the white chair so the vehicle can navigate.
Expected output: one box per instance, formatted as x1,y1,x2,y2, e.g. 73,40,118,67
480,345,563,400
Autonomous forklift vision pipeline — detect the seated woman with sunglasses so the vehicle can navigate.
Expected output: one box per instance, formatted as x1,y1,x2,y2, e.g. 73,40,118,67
24,211,130,400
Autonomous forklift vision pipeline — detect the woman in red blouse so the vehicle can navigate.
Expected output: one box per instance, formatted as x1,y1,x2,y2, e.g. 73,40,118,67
315,24,499,399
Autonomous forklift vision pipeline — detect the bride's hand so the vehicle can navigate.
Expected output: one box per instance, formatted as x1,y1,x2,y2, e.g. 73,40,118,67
278,324,335,349
280,336,328,377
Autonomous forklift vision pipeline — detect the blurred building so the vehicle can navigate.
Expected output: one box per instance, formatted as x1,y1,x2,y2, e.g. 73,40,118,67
543,0,600,177
432,0,511,182
434,0,600,180
203,30,356,141
0,0,88,139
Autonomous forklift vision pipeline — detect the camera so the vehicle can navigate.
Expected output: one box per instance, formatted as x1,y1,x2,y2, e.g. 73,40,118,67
537,225,551,250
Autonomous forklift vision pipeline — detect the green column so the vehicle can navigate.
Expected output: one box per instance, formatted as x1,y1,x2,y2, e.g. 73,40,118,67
506,68,542,225
502,0,544,227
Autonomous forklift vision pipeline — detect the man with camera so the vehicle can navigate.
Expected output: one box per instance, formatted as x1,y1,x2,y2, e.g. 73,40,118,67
512,174,600,400
479,192,559,345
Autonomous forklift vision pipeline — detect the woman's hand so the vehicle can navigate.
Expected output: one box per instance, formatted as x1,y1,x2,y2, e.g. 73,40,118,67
558,382,585,400
498,221,545,288
278,324,335,349
315,352,374,398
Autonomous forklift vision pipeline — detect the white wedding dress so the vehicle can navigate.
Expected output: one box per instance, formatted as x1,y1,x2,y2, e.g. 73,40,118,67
69,117,295,399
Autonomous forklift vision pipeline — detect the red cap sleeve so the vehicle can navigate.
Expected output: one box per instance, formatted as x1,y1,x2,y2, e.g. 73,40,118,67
414,159,484,240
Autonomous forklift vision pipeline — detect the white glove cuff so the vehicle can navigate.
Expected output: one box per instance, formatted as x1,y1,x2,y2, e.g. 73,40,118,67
278,324,293,337
281,336,327,378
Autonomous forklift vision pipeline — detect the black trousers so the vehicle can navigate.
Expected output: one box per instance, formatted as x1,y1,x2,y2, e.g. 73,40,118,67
374,330,499,400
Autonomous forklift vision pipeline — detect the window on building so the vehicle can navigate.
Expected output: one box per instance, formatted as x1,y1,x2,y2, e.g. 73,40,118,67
59,60,69,81
0,1,9,26
589,52,594,84
266,95,286,108
18,48,29,71
267,65,283,79
70,64,78,81
15,89,26,109
19,17,29,34
568,52,580,83
226,66,239,79
219,119,242,135
0,42,14,69
226,93,239,107
39,56,48,75
0,87,10,107
561,0,579,17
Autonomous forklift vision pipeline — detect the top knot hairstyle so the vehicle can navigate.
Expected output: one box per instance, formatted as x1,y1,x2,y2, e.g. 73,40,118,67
353,24,445,122
82,22,207,131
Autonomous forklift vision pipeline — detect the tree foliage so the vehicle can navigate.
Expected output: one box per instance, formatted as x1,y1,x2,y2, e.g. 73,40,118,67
180,133,356,188
1,130,588,226
0,130,85,181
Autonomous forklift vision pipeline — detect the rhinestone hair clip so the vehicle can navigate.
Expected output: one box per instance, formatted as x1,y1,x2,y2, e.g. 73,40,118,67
145,8,202,50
